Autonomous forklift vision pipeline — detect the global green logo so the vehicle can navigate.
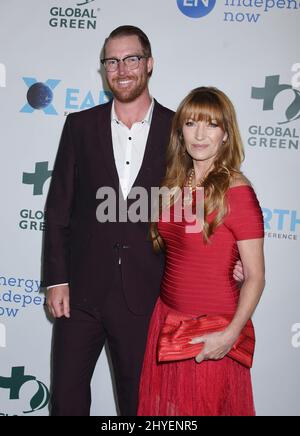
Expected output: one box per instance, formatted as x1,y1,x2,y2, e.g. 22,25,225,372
0,367,49,414
252,75,300,125
77,0,95,4
23,162,52,196
49,0,99,30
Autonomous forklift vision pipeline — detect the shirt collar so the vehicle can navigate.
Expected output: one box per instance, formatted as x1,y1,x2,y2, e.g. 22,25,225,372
111,98,154,126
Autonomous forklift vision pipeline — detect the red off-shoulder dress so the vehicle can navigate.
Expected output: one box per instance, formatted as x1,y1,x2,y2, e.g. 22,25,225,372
138,186,264,416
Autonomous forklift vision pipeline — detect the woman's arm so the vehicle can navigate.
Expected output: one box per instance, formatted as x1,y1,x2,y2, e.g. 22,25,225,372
224,238,265,340
191,238,265,363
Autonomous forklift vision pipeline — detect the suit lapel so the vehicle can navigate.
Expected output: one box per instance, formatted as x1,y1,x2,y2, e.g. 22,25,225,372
131,100,165,192
96,100,120,192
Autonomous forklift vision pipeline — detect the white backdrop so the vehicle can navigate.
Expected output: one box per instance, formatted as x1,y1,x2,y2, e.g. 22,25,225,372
0,0,299,416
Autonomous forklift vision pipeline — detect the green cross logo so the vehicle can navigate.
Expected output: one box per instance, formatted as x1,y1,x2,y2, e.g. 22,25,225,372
252,75,300,125
0,367,49,414
22,162,52,196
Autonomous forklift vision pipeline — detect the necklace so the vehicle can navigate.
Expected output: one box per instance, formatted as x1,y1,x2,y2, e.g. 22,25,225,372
187,168,207,192
183,168,206,207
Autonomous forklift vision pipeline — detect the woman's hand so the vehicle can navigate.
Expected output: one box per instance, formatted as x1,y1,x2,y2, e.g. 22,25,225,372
233,259,244,283
190,330,238,364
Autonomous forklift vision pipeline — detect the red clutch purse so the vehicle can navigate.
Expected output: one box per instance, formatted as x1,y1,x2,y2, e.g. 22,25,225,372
157,312,255,368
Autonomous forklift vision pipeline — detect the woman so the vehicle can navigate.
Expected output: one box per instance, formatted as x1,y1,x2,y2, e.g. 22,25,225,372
138,87,265,416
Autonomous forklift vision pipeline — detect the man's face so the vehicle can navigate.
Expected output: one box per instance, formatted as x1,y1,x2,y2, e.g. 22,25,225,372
104,35,153,103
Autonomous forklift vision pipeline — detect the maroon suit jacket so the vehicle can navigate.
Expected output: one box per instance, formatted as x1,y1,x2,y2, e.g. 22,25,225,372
43,99,174,315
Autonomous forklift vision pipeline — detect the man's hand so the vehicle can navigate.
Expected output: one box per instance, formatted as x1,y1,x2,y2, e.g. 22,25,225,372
233,260,244,283
46,285,70,318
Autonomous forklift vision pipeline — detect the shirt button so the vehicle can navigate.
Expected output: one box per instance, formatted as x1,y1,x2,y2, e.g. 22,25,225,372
128,137,132,140
126,161,130,165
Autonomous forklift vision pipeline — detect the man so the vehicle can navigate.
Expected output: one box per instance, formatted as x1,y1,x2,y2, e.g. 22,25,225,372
44,26,173,416
44,25,244,416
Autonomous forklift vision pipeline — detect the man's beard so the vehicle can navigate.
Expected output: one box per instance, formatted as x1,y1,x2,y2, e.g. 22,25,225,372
109,73,149,103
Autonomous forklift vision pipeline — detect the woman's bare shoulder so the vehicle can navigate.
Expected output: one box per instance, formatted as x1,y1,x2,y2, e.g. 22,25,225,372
229,173,252,188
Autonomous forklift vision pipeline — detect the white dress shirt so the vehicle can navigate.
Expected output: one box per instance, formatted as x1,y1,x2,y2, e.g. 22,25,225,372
47,98,154,290
111,98,154,199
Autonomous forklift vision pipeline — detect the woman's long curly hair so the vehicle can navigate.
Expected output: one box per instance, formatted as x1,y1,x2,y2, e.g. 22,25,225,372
151,87,245,252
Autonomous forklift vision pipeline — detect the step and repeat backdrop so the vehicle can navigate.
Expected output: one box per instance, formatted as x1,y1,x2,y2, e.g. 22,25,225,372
0,0,299,416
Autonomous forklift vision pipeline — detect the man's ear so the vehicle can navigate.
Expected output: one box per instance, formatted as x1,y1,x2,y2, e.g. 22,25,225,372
147,57,154,75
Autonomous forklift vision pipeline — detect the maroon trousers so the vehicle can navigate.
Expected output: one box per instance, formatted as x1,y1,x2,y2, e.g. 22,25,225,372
50,265,152,416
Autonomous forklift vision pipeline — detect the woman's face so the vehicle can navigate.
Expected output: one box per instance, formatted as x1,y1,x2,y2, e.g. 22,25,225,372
182,118,228,163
